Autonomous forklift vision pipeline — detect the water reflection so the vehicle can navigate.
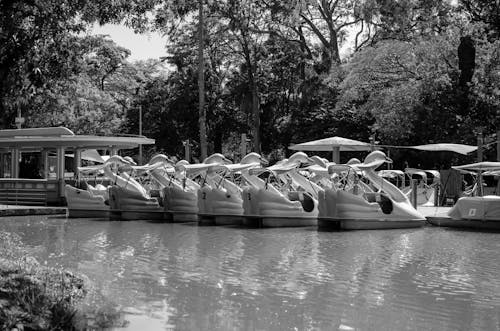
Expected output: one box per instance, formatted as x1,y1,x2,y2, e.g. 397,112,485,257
2,216,500,330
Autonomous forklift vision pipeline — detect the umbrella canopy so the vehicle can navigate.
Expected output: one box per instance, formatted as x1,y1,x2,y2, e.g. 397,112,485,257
452,161,500,172
410,143,477,155
289,136,372,163
289,136,372,152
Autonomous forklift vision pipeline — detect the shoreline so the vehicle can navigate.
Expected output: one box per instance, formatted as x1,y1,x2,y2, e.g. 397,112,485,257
0,232,125,330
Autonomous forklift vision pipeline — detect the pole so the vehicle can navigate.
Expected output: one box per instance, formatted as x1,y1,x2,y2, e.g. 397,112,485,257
332,146,340,163
16,106,22,129
139,104,143,165
240,133,247,161
477,129,483,162
497,130,500,194
184,139,191,162
198,0,207,160
411,179,418,208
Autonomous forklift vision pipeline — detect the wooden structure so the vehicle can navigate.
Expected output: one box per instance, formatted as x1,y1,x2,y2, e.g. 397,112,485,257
0,127,154,205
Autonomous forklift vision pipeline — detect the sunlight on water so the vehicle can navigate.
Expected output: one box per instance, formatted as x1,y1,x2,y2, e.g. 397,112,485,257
2,215,500,330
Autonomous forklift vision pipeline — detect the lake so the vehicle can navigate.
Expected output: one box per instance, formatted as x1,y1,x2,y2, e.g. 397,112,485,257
1,215,500,330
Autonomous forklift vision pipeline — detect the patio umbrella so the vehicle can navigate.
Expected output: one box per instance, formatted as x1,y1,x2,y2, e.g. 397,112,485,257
289,136,372,163
409,143,477,155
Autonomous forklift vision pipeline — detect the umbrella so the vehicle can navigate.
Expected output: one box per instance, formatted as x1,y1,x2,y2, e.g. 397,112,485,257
410,143,477,155
289,136,372,163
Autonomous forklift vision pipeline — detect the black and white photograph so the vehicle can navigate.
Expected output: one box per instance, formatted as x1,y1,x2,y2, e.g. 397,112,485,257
1,0,500,330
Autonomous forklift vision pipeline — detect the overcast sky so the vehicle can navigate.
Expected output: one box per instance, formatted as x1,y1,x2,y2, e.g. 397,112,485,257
91,24,167,61
91,23,358,62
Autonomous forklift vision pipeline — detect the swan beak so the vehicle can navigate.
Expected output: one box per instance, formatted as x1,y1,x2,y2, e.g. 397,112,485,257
260,157,269,166
386,157,393,164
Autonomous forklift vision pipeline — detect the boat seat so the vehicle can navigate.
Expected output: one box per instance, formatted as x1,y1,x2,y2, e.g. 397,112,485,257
288,191,315,212
364,192,378,203
363,192,393,214
150,190,163,207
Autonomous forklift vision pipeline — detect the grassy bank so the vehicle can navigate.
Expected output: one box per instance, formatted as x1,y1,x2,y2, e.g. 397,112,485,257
0,232,126,330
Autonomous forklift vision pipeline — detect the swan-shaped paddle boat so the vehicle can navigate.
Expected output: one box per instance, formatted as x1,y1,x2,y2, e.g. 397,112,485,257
402,168,439,206
107,155,168,221
241,152,320,227
161,153,232,222
428,162,500,230
317,151,426,230
197,152,267,225
65,155,133,218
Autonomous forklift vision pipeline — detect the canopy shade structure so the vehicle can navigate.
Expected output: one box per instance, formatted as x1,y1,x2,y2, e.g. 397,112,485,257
409,143,477,155
0,126,154,151
0,134,154,150
289,136,372,152
452,161,500,172
289,136,372,163
65,149,105,163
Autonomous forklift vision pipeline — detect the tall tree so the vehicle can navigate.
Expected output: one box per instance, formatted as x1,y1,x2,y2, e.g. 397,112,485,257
198,0,208,160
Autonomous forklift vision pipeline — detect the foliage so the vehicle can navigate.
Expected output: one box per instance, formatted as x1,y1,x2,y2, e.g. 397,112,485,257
338,30,468,146
459,0,500,40
0,232,127,331
1,0,500,168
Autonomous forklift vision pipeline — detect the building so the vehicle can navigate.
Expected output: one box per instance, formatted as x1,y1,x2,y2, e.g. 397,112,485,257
0,127,154,205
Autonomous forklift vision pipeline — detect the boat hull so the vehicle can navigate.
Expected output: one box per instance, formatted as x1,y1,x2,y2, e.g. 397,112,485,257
65,185,109,218
262,216,317,227
108,186,165,221
67,208,110,219
215,215,243,226
163,187,199,222
242,215,317,227
168,211,198,223
120,210,166,221
428,216,500,230
198,213,215,225
318,217,424,230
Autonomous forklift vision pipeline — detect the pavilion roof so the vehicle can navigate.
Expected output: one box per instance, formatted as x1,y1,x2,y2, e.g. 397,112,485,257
0,127,154,150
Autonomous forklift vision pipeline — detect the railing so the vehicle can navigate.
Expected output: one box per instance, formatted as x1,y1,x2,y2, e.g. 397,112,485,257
0,179,60,206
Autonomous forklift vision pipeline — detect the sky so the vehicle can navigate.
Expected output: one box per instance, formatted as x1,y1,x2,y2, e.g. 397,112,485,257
91,24,168,61
92,23,356,62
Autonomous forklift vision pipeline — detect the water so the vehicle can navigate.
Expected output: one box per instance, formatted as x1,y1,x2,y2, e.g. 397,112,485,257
2,216,500,330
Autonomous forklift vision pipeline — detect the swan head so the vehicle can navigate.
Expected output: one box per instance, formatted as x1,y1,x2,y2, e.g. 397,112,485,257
286,152,313,167
104,155,132,166
241,152,269,166
203,153,232,165
346,158,361,165
174,159,190,171
148,154,175,166
123,156,137,166
310,155,328,168
359,151,392,170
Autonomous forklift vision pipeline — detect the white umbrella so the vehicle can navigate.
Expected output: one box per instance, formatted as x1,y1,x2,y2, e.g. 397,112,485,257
289,136,372,163
410,143,477,155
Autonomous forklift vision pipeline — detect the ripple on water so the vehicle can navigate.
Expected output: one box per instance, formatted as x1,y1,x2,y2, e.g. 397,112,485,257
3,218,500,330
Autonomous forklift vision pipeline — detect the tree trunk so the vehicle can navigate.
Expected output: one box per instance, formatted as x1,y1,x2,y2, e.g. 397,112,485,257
198,0,208,161
251,83,261,154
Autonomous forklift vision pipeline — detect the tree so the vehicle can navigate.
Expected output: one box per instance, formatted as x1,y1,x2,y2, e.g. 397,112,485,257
459,0,500,40
338,32,466,146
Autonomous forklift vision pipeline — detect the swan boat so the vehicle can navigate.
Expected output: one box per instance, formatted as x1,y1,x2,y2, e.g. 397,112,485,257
316,151,426,230
428,162,500,230
402,168,440,206
197,152,267,225
65,155,132,218
154,153,232,223
106,156,167,221
241,152,320,227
